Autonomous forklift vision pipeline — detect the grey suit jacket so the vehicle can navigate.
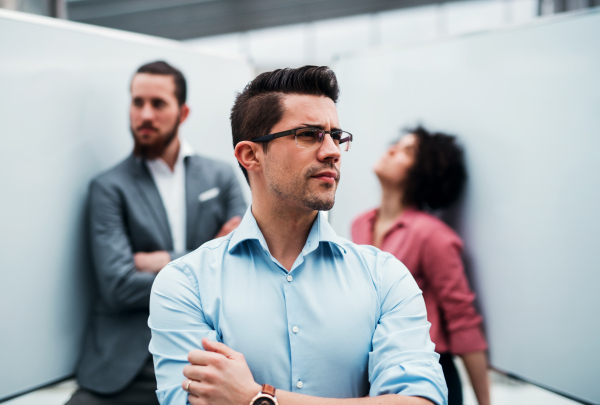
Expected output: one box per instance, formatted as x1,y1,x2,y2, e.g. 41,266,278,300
76,153,247,394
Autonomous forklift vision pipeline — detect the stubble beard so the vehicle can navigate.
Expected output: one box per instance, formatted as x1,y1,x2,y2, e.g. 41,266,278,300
267,162,339,212
131,117,180,160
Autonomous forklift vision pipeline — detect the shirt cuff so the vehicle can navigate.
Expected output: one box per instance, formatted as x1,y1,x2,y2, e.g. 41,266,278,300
449,325,488,355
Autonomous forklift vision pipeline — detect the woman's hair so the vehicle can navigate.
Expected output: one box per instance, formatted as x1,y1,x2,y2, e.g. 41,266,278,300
403,126,467,210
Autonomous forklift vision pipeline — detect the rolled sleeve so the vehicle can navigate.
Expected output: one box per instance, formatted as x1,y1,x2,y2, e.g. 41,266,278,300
369,254,448,405
421,231,487,355
148,263,218,405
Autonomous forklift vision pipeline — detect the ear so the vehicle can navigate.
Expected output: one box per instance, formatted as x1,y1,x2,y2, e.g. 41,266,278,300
179,104,190,124
235,141,263,177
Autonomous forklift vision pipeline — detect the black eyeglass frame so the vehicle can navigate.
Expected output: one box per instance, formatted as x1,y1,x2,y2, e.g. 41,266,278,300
251,127,353,150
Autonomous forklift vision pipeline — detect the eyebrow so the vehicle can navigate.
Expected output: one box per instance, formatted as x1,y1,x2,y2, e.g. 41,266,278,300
299,123,342,132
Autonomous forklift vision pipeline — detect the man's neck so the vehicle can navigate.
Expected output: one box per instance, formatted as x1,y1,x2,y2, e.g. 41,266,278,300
160,135,181,171
251,201,318,272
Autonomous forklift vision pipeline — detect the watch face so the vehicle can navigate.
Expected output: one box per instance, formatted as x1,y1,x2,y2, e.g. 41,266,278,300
254,397,275,405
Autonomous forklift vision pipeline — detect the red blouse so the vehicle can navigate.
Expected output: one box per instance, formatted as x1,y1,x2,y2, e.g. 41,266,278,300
351,208,487,355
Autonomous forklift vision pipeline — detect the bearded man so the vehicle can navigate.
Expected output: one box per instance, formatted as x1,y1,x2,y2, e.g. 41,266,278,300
148,66,447,405
66,61,247,405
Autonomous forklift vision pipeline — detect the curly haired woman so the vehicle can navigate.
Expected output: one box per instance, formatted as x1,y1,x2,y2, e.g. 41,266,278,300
352,127,491,405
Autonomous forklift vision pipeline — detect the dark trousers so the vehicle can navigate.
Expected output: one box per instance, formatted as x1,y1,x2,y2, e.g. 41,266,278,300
65,358,159,405
439,352,464,405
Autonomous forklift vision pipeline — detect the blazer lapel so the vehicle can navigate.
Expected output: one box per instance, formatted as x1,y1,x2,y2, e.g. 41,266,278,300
185,156,208,249
132,158,173,250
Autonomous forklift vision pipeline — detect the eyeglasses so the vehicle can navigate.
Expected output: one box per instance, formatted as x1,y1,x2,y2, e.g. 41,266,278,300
251,127,353,152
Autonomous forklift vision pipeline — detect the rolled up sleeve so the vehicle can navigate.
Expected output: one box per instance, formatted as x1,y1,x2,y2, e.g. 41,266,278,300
369,254,448,405
421,231,487,355
148,263,218,405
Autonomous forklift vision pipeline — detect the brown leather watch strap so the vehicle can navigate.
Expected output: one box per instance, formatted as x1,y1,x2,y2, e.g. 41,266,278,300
262,384,276,397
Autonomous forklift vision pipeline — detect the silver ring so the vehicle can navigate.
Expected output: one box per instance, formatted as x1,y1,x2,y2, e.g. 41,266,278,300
185,380,192,392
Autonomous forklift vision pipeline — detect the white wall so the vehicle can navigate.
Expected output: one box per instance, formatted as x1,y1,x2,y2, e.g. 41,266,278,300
0,10,252,400
332,9,600,404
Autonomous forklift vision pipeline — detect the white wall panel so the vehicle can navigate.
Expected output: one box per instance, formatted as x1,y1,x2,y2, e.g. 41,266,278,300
333,10,600,404
0,10,251,400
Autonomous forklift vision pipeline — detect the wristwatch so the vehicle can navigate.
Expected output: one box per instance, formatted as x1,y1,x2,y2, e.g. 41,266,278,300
250,384,278,405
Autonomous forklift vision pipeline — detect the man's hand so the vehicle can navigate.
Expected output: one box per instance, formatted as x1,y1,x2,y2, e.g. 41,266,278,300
133,251,171,273
214,216,242,239
183,338,260,405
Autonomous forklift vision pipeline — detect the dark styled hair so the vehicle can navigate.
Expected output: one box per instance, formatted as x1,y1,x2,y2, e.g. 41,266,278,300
403,126,467,210
230,66,340,182
135,61,187,106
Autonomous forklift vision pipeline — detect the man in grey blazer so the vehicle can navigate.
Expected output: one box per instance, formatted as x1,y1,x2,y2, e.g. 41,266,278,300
66,61,247,404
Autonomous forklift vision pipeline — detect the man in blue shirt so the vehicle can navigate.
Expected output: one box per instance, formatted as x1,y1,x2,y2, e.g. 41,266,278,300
148,66,448,405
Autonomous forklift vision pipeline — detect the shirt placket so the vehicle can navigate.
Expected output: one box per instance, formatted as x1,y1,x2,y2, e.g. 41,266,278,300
256,218,320,393
282,248,312,392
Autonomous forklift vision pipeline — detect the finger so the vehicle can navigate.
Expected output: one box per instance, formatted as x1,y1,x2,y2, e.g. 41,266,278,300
187,349,223,365
202,337,237,358
187,394,202,405
133,253,143,265
223,224,237,233
188,394,205,405
182,378,196,394
224,219,242,233
183,364,205,381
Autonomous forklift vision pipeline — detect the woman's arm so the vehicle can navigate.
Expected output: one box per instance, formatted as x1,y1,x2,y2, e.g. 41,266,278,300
460,351,490,405
420,228,490,405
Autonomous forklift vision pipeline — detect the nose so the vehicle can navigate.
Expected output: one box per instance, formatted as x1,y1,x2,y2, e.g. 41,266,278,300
317,133,341,162
140,103,154,120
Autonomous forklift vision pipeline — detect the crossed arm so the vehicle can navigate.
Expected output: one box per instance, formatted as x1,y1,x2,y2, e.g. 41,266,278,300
89,177,244,313
182,338,434,405
133,216,242,273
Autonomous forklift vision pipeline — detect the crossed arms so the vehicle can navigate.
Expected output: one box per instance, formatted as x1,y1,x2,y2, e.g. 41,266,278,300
148,252,448,405
181,338,435,405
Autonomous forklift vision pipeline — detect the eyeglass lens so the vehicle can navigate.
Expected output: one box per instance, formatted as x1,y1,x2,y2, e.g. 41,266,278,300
295,128,352,152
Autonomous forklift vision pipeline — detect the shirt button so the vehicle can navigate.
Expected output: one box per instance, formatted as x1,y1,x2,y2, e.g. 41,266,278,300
286,275,293,282
296,381,303,389
292,326,299,333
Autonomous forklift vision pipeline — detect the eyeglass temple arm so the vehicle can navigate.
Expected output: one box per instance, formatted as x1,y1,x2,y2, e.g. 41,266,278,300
251,129,296,143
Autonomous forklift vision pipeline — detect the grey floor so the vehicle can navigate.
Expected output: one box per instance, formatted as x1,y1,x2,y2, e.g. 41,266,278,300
5,359,578,405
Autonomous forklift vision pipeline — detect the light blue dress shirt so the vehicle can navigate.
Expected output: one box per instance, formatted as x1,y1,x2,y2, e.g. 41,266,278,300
149,207,448,405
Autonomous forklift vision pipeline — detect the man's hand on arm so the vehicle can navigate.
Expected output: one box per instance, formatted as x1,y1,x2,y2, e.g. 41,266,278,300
183,339,435,405
214,216,242,239
183,338,261,405
134,251,171,273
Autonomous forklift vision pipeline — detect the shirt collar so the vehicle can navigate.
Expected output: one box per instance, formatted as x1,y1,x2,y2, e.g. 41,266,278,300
145,138,194,170
228,206,346,255
179,139,194,161
364,206,420,230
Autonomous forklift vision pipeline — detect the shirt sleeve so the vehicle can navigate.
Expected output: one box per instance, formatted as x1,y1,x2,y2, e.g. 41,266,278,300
148,262,219,405
421,230,488,355
369,253,448,405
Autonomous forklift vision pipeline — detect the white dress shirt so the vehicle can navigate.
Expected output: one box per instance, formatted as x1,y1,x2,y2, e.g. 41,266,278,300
146,140,194,254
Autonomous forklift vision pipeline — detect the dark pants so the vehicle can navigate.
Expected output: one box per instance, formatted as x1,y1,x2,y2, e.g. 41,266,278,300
65,358,159,405
439,353,463,405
